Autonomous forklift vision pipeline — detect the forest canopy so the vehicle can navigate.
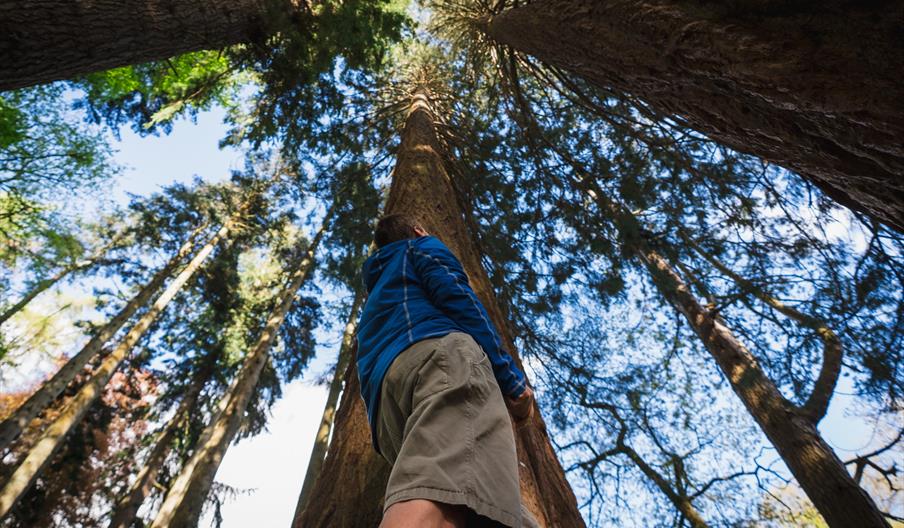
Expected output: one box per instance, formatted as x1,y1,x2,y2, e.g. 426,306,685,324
0,0,901,527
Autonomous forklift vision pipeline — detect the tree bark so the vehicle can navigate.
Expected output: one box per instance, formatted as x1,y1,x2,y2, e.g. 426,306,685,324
292,351,390,527
0,0,277,91
106,350,218,528
0,221,231,520
149,220,326,528
291,285,365,522
0,223,207,454
639,247,888,527
295,90,585,527
578,179,887,528
485,0,904,232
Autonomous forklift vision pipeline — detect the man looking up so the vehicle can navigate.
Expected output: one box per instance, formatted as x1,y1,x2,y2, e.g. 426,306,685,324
356,213,535,528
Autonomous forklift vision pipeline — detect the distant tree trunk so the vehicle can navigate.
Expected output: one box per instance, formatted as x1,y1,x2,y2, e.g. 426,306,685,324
295,90,585,527
0,221,231,519
106,350,218,528
149,220,327,528
0,249,110,326
680,232,843,423
0,222,207,453
0,0,284,91
485,0,904,232
291,285,365,522
577,178,888,528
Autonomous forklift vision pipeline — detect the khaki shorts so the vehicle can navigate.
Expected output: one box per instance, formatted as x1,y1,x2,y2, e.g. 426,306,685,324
376,332,528,527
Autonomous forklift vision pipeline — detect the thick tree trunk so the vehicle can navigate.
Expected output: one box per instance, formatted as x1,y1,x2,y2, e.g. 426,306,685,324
577,180,887,527
149,221,326,528
295,91,585,527
106,351,218,528
291,286,365,522
486,0,904,232
292,354,390,527
0,222,230,519
0,0,276,91
0,223,207,453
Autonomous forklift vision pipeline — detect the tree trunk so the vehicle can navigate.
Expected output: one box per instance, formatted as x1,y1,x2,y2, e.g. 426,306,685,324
0,261,90,326
0,0,278,91
292,352,390,527
0,223,207,453
681,233,843,423
0,221,230,519
485,0,904,232
149,221,326,528
578,180,887,528
295,90,585,527
106,350,218,528
638,248,888,528
620,446,709,528
291,285,365,522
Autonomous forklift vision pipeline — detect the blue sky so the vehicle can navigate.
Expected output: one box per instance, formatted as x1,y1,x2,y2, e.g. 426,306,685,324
110,108,237,202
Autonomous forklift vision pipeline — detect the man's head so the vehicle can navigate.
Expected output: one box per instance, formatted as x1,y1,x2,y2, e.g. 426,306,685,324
374,214,428,248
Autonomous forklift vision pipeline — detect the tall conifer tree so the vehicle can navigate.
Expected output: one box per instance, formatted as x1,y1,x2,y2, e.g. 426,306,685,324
295,86,584,527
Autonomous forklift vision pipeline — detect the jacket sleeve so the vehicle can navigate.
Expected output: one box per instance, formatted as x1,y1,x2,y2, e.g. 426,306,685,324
410,238,528,399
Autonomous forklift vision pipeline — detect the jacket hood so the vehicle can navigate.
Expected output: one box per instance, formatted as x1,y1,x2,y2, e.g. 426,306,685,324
362,237,415,291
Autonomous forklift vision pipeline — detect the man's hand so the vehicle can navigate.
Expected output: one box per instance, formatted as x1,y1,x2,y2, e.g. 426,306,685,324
506,387,534,423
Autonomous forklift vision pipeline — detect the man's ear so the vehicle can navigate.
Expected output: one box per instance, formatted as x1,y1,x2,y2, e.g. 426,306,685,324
413,226,428,237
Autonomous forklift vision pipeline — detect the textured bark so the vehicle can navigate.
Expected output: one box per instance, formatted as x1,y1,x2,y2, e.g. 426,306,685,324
0,0,276,91
0,223,206,453
295,91,584,527
487,0,904,232
149,221,326,528
106,351,217,528
291,286,365,522
577,180,886,527
292,352,391,527
0,222,230,519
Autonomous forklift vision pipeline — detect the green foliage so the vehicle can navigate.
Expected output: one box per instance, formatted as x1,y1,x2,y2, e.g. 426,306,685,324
4,4,902,526
0,96,26,148
74,51,243,135
0,84,118,275
228,0,409,150
71,0,409,144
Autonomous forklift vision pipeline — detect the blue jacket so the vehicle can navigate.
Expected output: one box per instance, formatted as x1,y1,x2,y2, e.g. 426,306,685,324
356,235,527,440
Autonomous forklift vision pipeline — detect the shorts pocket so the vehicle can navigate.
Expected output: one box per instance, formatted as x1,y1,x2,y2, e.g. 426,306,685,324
451,333,489,368
412,347,450,407
469,350,490,368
